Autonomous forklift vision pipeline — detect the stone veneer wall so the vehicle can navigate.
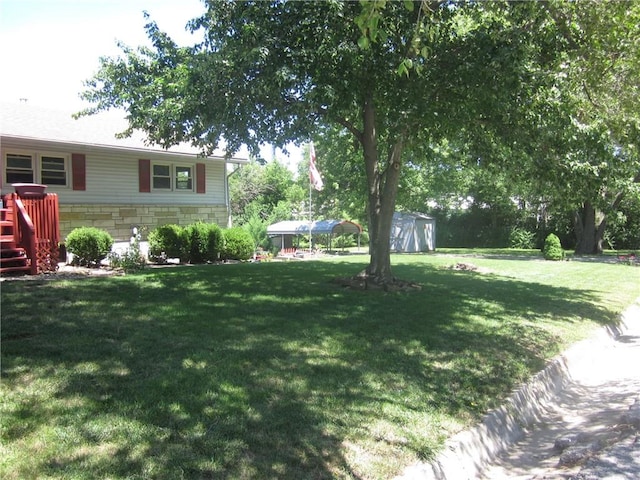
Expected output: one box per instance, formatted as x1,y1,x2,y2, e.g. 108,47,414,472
59,204,229,242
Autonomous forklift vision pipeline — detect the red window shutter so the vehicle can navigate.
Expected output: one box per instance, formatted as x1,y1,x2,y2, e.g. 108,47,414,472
196,163,206,194
139,159,151,192
71,153,86,190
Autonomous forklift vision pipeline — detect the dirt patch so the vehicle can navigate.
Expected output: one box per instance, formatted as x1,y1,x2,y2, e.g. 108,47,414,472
332,275,422,292
445,262,492,274
0,263,121,282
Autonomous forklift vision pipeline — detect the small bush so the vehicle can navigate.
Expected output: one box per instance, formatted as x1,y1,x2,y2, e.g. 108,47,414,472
509,227,536,249
66,227,113,267
148,224,184,262
108,248,147,272
222,227,254,261
108,233,146,273
543,233,565,261
184,221,223,263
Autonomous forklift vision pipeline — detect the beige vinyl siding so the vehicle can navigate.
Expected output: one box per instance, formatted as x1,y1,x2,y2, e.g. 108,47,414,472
1,138,226,205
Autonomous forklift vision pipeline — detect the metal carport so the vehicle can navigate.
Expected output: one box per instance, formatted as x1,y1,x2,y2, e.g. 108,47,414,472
267,220,363,251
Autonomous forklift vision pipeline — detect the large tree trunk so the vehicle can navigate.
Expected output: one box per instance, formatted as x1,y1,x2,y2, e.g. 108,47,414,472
574,201,605,254
358,96,405,286
366,141,403,284
574,172,640,255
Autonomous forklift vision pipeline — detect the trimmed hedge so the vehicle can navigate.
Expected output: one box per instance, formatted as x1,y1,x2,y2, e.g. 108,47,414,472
184,221,224,263
148,224,184,261
222,227,254,261
543,233,565,261
147,222,258,264
66,227,113,267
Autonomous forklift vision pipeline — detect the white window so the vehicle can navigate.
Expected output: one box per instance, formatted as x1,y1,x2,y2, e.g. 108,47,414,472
5,153,34,184
152,164,172,190
152,163,193,191
175,166,193,190
40,154,68,186
3,152,69,187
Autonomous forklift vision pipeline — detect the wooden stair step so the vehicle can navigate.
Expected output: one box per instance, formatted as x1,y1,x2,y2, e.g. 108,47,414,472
0,264,32,275
1,248,27,259
0,248,29,272
1,259,29,268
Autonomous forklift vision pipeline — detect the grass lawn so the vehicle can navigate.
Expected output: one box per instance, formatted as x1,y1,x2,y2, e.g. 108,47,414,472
2,254,639,479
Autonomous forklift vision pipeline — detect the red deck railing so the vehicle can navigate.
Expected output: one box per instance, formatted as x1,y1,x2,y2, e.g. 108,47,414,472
4,192,60,274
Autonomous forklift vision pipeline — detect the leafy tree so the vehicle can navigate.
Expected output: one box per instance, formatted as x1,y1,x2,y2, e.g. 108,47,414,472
530,1,640,254
607,193,640,250
80,1,568,285
298,133,367,225
242,212,270,252
229,159,303,225
228,161,266,224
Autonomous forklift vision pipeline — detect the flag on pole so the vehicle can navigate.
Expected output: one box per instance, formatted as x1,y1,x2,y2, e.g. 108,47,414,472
309,142,324,191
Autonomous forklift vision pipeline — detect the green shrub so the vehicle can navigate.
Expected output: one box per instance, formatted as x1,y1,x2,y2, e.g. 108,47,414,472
509,227,536,249
66,227,114,267
148,224,184,262
184,222,208,263
204,223,224,262
243,213,269,250
184,222,223,263
543,233,565,261
334,234,356,249
222,227,254,261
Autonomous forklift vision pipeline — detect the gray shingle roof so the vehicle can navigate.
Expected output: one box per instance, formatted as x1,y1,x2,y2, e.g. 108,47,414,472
0,102,248,162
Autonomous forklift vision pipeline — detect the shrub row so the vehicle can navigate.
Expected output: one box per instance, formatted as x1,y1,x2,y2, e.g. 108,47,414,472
148,222,254,263
66,223,254,267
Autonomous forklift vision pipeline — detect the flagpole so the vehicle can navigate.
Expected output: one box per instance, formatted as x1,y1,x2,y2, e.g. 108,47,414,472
308,142,313,251
308,141,323,252
309,171,313,251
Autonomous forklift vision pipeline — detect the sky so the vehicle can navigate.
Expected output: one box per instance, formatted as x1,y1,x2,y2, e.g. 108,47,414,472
0,0,302,166
0,0,204,109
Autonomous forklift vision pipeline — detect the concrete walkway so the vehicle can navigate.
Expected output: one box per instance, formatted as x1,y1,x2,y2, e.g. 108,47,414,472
395,300,640,480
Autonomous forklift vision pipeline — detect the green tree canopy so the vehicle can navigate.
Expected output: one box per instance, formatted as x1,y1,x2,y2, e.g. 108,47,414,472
81,0,604,283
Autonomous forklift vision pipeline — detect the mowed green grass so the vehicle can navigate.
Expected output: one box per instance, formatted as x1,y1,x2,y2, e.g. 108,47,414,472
2,254,639,479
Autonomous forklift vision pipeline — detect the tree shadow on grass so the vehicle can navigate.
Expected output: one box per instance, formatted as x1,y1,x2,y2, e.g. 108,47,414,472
0,260,626,479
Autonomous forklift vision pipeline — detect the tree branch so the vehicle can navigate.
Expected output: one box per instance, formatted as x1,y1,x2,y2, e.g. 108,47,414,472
544,3,580,51
582,81,602,110
317,107,363,144
610,169,640,211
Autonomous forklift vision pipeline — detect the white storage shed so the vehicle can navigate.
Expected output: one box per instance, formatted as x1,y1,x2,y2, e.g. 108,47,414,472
390,212,436,252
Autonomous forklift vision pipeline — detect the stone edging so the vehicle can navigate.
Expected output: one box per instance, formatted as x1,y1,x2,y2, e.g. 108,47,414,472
393,299,640,480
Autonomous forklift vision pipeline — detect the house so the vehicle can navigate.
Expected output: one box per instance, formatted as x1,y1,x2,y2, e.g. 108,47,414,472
390,212,436,252
0,102,248,243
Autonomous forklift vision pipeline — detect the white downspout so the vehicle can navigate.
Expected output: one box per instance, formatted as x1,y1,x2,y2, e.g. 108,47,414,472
225,163,241,228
